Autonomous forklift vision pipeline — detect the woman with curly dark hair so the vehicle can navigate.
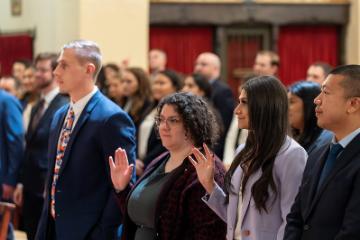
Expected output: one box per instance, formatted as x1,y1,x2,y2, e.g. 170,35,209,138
190,76,307,240
109,92,226,240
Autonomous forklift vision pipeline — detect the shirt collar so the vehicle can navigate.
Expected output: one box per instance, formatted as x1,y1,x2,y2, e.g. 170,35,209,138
70,86,98,120
333,128,360,148
41,87,59,105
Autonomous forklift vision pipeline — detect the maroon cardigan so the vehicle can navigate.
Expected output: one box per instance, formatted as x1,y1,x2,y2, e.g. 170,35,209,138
116,152,227,240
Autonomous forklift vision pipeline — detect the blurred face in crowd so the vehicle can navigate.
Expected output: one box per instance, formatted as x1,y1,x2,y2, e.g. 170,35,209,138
314,74,349,134
149,50,166,72
35,59,53,91
107,76,123,100
253,54,277,76
194,53,219,81
12,62,26,82
307,65,326,85
152,73,176,101
157,104,190,151
182,76,204,97
121,70,139,97
23,67,36,93
234,89,249,129
104,66,118,80
288,92,304,132
0,77,17,96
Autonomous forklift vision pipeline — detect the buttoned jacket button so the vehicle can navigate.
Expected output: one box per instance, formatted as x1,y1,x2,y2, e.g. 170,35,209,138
303,224,310,231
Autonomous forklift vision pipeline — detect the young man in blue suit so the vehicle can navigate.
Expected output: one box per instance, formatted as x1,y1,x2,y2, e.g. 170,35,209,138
35,40,136,240
13,53,68,240
0,88,24,239
284,65,360,240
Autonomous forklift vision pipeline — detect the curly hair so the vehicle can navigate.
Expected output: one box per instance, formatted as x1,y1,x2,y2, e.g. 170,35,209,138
156,92,220,149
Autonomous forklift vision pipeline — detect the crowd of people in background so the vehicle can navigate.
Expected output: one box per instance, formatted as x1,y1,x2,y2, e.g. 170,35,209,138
0,40,359,240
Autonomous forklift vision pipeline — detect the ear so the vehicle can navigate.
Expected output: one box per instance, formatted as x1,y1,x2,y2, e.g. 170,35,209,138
86,63,96,76
346,97,360,114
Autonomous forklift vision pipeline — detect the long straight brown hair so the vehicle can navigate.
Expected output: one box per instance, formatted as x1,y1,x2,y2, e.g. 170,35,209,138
225,75,289,213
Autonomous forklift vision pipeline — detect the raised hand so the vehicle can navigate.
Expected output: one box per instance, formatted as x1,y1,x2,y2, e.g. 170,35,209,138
108,148,134,192
189,143,216,194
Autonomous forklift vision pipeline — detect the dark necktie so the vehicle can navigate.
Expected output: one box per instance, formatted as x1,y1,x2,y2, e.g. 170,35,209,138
317,143,343,190
30,98,45,131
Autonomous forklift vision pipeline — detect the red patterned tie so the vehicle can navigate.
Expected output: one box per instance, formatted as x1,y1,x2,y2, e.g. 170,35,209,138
50,107,75,218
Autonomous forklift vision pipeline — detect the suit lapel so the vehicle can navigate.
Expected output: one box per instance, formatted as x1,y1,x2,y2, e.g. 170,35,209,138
228,166,242,229
305,133,360,220
57,91,102,177
28,94,62,141
26,100,43,140
304,146,329,219
239,170,262,227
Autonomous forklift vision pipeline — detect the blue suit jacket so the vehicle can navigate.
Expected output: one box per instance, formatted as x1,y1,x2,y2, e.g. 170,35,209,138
36,91,136,240
0,90,24,187
22,94,69,195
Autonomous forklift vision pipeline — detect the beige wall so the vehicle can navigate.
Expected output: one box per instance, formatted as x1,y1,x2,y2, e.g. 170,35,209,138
0,0,78,55
0,0,149,68
346,0,360,64
79,0,149,68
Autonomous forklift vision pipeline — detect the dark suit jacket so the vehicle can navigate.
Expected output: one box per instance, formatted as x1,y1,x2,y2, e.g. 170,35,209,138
36,91,136,240
0,90,24,187
284,132,360,240
22,94,68,195
117,152,227,240
210,79,235,158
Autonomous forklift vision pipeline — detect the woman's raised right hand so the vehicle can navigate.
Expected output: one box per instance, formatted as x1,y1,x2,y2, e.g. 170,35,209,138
108,148,134,192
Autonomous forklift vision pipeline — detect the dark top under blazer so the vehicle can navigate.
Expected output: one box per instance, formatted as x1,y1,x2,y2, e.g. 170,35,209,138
117,152,227,240
22,94,68,195
0,90,24,187
36,91,136,240
284,132,360,240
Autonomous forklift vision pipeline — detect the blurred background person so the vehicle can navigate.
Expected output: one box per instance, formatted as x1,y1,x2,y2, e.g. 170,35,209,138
121,67,153,128
288,81,333,155
194,52,235,159
182,73,212,100
21,65,39,132
109,92,226,240
306,61,333,85
107,73,125,107
0,76,20,97
136,69,183,176
149,49,167,80
253,50,279,76
13,53,68,240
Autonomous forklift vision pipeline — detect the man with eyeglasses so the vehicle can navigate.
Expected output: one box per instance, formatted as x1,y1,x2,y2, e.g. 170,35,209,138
13,53,68,240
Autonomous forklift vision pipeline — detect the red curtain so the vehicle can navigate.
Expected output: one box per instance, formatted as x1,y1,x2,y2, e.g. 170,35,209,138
278,25,339,86
150,26,213,74
227,35,262,97
0,34,33,77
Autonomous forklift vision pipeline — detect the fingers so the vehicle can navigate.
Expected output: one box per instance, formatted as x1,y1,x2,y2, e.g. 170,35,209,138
188,156,198,167
114,147,129,169
191,147,206,165
109,156,116,171
203,143,215,167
